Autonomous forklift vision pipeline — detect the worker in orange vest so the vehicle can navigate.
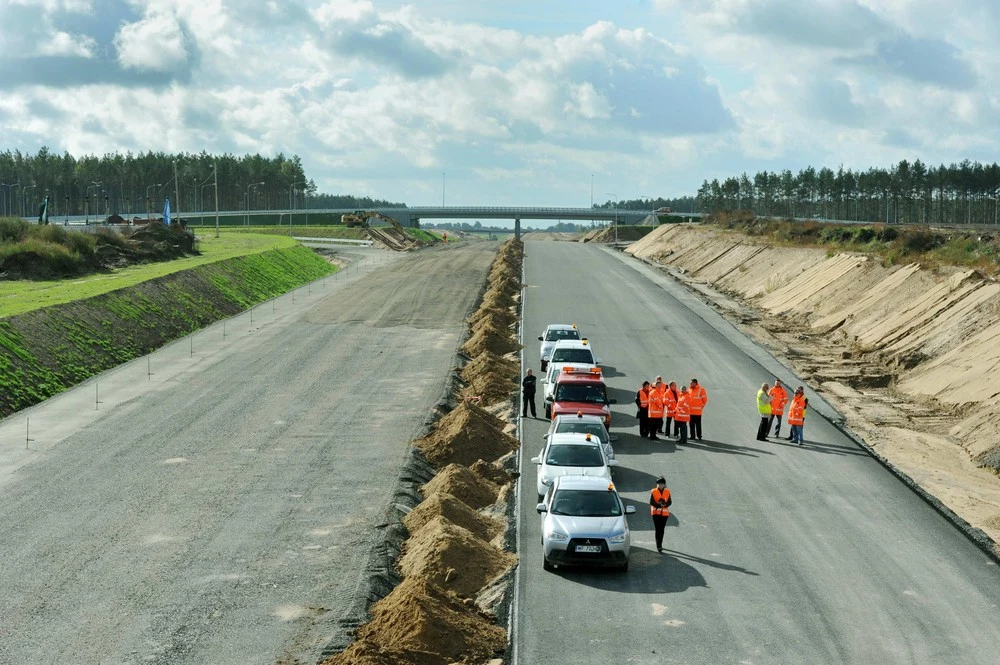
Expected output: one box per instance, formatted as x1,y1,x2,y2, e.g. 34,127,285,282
663,381,678,438
649,476,672,553
768,379,788,439
652,376,666,433
674,385,691,444
635,381,651,438
688,378,708,440
787,387,806,445
647,380,664,440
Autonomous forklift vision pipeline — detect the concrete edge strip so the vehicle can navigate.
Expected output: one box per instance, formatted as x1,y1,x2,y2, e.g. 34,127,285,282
600,244,1000,565
508,253,526,665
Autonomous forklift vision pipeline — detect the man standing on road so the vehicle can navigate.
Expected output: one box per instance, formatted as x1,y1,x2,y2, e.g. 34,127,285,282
650,476,672,553
635,381,651,438
768,379,788,438
674,385,691,444
787,387,806,445
664,381,678,439
522,369,537,418
688,378,708,440
653,377,666,433
756,383,772,441
647,380,664,440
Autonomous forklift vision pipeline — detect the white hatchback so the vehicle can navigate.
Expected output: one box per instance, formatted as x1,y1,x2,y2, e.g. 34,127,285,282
538,324,581,371
531,431,618,497
546,412,614,460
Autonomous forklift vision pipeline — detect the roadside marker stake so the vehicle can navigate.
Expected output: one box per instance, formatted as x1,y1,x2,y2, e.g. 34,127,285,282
250,306,254,326
190,336,194,358
272,299,276,313
147,356,153,381
26,418,34,449
223,320,227,339
96,383,103,411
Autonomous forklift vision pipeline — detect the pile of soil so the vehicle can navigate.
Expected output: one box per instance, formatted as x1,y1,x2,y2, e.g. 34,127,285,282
321,640,419,665
462,322,521,357
413,402,519,468
399,516,517,598
349,577,507,664
467,304,516,329
421,463,500,509
460,351,518,385
404,491,503,541
470,459,512,487
460,350,519,405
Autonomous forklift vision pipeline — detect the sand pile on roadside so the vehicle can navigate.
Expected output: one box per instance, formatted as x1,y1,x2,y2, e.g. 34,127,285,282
399,516,517,598
467,303,516,329
470,459,513,487
421,463,501,509
477,286,518,313
320,640,420,665
460,351,518,385
414,403,519,467
460,350,518,405
462,321,521,357
404,491,502,543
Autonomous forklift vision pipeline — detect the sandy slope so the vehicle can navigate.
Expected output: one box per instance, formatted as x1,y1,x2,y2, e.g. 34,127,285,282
627,223,1000,547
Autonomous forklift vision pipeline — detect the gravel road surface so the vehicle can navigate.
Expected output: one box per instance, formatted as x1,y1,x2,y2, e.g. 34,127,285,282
0,243,495,665
516,240,1000,665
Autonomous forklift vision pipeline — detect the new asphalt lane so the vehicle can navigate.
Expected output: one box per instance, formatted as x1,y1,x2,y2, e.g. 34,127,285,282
515,239,1000,665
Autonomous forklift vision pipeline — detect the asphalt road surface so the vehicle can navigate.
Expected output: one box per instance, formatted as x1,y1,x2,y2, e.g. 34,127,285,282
516,240,1000,665
0,243,495,665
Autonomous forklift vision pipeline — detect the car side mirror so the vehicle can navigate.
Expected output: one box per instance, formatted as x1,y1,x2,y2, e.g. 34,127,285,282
542,433,549,439
536,503,547,513
537,336,543,341
625,505,636,515
596,357,602,363
545,396,554,402
609,398,617,404
530,456,541,464
607,459,620,467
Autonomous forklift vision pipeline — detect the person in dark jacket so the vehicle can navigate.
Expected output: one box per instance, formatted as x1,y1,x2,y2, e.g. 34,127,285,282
650,476,672,553
635,381,651,437
522,369,537,418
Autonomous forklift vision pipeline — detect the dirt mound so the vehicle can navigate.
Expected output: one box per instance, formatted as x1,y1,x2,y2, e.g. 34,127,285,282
320,640,423,665
478,287,517,313
399,516,517,598
461,322,521,357
413,403,519,467
470,459,512,487
350,577,506,664
421,463,500,509
466,304,516,330
404,491,502,542
460,351,518,384
461,372,517,406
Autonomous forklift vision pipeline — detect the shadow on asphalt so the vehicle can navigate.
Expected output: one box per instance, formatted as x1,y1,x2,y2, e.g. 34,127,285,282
598,364,626,379
678,437,774,458
606,386,636,405
767,437,868,457
610,466,661,493
611,431,678,456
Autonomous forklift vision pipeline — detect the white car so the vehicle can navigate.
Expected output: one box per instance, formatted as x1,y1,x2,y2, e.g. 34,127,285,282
538,324,581,371
542,339,601,404
531,431,618,497
546,413,614,460
536,475,636,572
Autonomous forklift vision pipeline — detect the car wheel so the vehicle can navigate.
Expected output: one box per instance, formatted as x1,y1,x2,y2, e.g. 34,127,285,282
620,560,629,573
543,555,554,572
544,404,551,419
541,360,547,372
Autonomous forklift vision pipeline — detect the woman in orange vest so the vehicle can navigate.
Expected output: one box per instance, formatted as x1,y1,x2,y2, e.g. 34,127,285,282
688,378,708,440
635,381,651,438
663,382,678,439
647,381,664,440
649,476,672,553
674,385,691,444
787,387,806,445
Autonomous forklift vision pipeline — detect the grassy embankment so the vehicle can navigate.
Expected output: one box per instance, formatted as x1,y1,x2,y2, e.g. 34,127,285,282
0,225,336,416
223,224,445,243
709,211,1000,275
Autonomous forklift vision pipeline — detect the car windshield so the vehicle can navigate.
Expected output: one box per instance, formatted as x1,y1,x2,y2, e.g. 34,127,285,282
546,329,580,342
556,422,606,441
554,383,608,404
550,489,621,517
551,349,594,363
545,444,604,467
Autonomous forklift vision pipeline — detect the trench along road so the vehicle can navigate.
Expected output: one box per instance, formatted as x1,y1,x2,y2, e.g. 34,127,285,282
0,243,496,665
516,239,1000,664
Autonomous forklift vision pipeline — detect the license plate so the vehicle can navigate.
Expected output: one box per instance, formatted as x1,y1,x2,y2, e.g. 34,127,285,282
575,545,602,553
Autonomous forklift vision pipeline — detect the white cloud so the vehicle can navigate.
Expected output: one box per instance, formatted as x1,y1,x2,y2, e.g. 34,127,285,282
115,11,189,71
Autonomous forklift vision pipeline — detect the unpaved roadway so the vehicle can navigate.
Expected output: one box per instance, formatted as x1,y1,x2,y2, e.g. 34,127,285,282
515,240,1000,664
0,243,494,664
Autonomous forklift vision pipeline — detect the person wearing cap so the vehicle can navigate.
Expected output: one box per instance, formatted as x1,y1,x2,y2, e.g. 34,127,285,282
521,369,537,418
688,378,708,440
635,381,651,437
649,476,672,553
674,385,691,444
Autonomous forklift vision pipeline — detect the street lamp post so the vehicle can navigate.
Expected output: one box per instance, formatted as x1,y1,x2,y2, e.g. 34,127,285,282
289,180,305,232
442,172,446,206
10,183,21,218
590,174,594,209
605,192,618,244
245,181,264,226
0,182,18,216
146,183,161,222
22,184,36,218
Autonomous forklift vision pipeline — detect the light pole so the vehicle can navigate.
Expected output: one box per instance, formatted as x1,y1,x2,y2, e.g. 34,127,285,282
10,183,21,218
289,180,305,232
590,174,594,209
245,181,264,226
442,172,446,206
85,182,102,224
0,182,18,216
605,192,618,243
22,184,36,218
145,183,161,222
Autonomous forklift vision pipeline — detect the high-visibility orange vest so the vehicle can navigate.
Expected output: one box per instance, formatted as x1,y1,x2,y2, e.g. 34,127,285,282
769,385,788,415
674,394,691,422
637,388,650,408
688,385,707,415
648,388,664,418
664,389,677,417
787,395,806,425
650,487,671,516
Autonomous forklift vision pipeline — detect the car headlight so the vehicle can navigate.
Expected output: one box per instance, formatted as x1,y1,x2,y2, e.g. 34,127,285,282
541,474,552,486
547,530,569,542
608,532,627,544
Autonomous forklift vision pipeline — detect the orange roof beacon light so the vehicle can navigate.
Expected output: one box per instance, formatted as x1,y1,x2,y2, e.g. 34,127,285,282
608,483,615,492
576,410,583,417
585,433,592,441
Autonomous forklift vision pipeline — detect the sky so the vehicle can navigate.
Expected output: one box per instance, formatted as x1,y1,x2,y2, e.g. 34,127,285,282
0,0,997,208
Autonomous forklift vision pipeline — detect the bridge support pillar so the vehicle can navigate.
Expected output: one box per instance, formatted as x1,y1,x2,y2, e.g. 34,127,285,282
515,217,521,240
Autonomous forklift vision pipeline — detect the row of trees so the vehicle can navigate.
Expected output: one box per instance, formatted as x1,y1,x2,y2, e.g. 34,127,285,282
597,196,696,214
696,160,1000,226
0,148,402,221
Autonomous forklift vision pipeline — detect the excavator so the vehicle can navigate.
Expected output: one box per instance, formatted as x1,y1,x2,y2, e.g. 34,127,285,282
340,210,405,231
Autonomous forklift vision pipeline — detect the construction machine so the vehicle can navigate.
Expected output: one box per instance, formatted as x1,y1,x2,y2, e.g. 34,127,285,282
341,210,405,231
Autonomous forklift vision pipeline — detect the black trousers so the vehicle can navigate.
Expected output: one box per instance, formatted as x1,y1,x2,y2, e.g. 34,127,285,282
757,416,770,440
663,416,672,434
522,393,536,417
676,421,688,444
652,514,669,550
637,407,649,436
769,413,782,436
690,414,702,439
647,416,661,439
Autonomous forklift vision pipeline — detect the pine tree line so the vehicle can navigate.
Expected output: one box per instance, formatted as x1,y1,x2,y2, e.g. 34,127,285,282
696,160,1000,225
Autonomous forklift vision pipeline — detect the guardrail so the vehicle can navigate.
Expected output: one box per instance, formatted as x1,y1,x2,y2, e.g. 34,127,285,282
292,236,374,246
